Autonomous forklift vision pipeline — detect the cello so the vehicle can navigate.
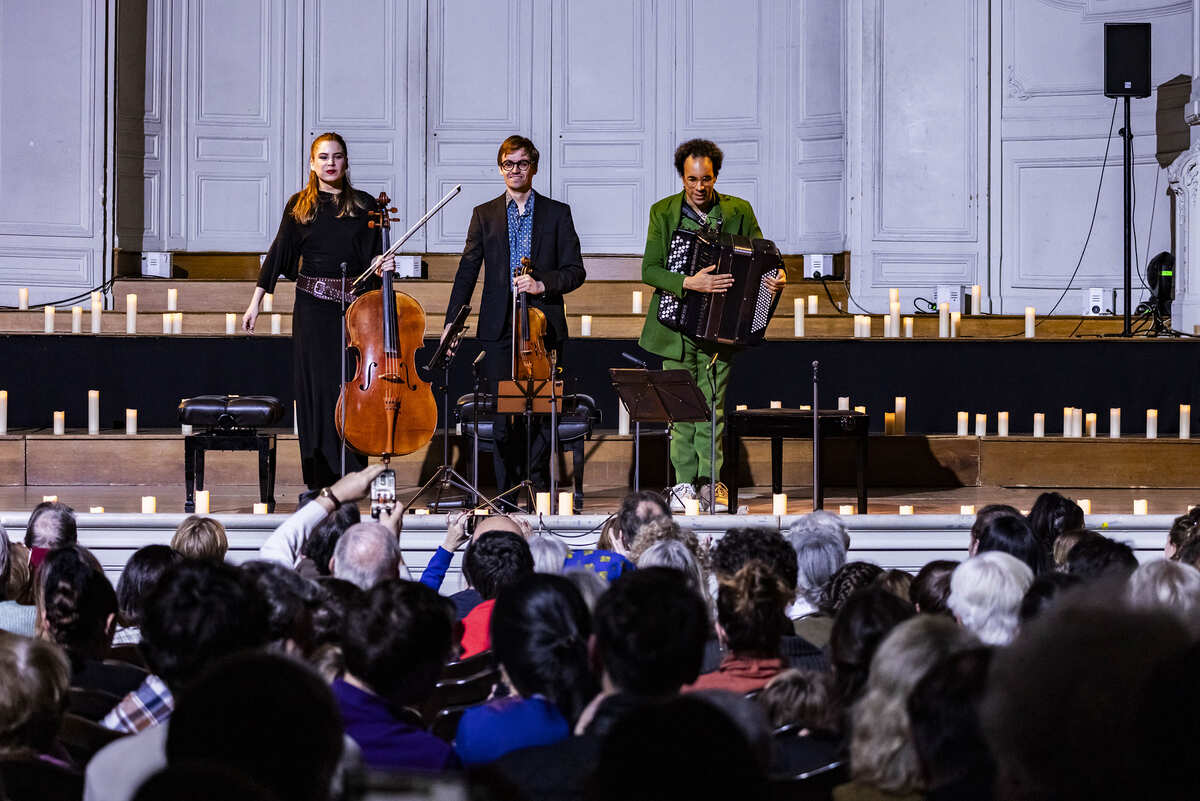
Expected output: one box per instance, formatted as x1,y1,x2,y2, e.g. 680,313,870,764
513,256,551,380
335,191,438,458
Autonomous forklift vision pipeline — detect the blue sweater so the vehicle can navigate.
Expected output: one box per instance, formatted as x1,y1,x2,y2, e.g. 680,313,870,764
454,696,570,766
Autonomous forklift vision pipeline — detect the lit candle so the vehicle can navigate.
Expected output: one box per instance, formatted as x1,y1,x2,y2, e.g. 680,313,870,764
195,490,210,515
141,496,157,514
960,504,976,515
162,313,172,334
1078,498,1091,515
89,506,104,514
854,405,867,415
1033,413,1045,438
884,412,896,435
125,294,137,333
181,423,193,435
172,312,182,334
225,313,236,335
1133,499,1148,515
1063,407,1073,437
894,397,906,434
90,292,102,333
970,285,981,315
798,405,812,411
558,491,574,516
838,397,850,410
1146,409,1158,439
535,492,552,516
17,288,28,310
1072,408,1082,438
262,293,273,312
580,314,593,336
838,504,855,515
793,298,804,337
52,411,65,435
957,411,969,436
770,400,783,409
270,313,282,335
1024,307,1035,338
683,498,701,516
414,508,430,515
888,301,900,338
253,502,268,514
997,411,1009,437
1181,404,1191,439
950,311,960,338
772,493,788,515
1110,408,1121,438
631,291,642,314
125,408,137,435
975,413,987,437
889,288,899,305
1085,412,1097,438
40,305,55,334
938,303,949,338
167,288,178,311
735,404,748,411
42,495,57,503
87,390,99,435
293,401,298,436
618,401,630,436
808,295,819,315
71,306,82,333
903,317,914,338
860,316,871,337
899,505,914,515
0,390,7,435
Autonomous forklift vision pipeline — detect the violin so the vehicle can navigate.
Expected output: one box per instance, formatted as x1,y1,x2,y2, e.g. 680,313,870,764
335,192,437,457
513,256,551,380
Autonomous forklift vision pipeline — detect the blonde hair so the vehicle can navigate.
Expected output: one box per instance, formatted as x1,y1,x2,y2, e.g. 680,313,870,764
1052,530,1091,570
171,516,228,563
1127,559,1200,635
597,516,621,552
290,132,368,225
628,518,710,575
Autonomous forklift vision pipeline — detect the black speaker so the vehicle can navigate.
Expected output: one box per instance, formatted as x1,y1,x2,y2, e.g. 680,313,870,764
1104,23,1151,98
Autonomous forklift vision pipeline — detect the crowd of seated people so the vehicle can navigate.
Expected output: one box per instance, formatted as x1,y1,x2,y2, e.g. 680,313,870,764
1,478,1200,800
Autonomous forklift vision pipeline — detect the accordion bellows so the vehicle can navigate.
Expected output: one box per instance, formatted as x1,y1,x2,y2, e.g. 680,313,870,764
657,226,784,347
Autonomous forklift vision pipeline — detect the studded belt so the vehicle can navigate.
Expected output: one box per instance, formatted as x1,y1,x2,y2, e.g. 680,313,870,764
296,274,357,304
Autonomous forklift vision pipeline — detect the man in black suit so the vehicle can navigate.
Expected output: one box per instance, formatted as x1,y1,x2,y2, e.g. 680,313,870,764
444,135,585,496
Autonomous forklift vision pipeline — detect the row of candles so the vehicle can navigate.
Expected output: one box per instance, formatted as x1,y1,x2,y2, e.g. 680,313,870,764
954,406,1191,438
0,394,300,438
16,290,282,335
708,494,1168,516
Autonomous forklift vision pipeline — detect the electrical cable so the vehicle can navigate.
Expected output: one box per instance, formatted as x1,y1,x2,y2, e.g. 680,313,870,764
1,276,119,310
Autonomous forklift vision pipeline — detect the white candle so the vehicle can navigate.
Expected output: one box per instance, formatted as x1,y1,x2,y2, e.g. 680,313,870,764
253,502,268,514
88,390,99,435
770,400,783,409
167,288,178,311
975,413,987,437
631,291,643,314
181,423,193,435
899,505,914,515
162,313,172,334
223,313,236,335
950,311,960,338
52,411,65,435
125,294,137,333
42,495,57,503
1110,408,1121,438
580,315,593,336
0,390,7,435
71,306,82,333
997,411,1009,437
903,316,914,338
970,284,981,315
195,490,210,515
793,298,804,337
1146,409,1158,439
618,400,630,436
41,305,54,334
1133,499,1148,515
89,506,104,514
888,301,900,338
960,504,976,515
736,404,748,411
1063,407,1073,437
536,492,552,516
938,303,949,338
558,491,574,516
683,498,701,516
1024,307,1035,338
1181,404,1191,439
1033,413,1045,437
172,312,182,334
884,412,896,435
141,496,156,514
90,292,102,333
270,313,282,335
414,508,430,515
262,293,273,312
838,504,855,515
772,493,788,515
1072,408,1083,438
860,316,871,337
808,295,819,315
798,405,812,411
1086,412,1097,438
125,408,137,435
1078,498,1091,515
957,411,969,436
889,288,899,305
854,405,867,415
894,397,906,434
17,288,28,310
293,400,298,436
838,397,850,411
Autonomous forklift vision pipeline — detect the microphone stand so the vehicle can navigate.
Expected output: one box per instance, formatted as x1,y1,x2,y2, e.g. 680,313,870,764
339,261,348,477
812,360,821,511
706,353,718,515
471,352,484,492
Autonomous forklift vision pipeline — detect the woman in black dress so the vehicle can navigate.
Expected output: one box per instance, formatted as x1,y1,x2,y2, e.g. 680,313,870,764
243,132,386,490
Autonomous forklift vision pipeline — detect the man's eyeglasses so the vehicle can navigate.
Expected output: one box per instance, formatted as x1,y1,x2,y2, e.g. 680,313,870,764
501,159,533,173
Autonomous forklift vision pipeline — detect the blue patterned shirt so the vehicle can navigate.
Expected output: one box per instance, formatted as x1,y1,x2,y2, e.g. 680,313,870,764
506,191,535,284
562,548,635,582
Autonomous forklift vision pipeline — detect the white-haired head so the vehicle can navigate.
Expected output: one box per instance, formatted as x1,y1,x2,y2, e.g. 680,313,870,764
947,551,1034,646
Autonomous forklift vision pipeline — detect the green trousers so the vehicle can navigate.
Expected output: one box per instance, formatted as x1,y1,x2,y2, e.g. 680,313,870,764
663,337,733,485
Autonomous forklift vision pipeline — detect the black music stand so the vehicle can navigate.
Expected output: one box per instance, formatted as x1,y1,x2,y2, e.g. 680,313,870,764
610,368,708,496
486,375,564,513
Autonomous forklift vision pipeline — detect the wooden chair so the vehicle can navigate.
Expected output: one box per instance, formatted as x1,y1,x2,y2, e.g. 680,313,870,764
67,687,120,722
57,712,127,768
107,643,147,669
429,703,472,743
420,666,500,728
767,760,847,801
440,650,497,681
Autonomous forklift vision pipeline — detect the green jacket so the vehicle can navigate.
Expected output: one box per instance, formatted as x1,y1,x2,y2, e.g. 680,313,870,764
638,192,764,360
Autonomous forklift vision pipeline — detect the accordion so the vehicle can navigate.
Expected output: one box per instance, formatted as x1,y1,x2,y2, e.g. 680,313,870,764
656,226,784,346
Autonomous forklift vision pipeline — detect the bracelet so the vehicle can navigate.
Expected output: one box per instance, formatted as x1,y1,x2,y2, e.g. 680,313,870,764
318,487,341,509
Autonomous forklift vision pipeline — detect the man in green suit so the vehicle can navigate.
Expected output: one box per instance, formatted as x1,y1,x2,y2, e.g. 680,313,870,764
638,139,785,512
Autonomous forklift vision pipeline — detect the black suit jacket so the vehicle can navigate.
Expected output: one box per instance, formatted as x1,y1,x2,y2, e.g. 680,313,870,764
444,190,586,342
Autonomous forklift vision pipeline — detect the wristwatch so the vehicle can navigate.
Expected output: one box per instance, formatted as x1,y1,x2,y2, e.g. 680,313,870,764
318,487,341,509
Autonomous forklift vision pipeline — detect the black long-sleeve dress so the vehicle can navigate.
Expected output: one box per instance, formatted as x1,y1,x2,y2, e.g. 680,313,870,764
258,189,380,489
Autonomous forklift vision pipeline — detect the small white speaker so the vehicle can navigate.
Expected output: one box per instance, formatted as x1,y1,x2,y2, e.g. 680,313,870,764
140,252,172,278
1082,288,1106,316
804,254,832,279
935,284,961,309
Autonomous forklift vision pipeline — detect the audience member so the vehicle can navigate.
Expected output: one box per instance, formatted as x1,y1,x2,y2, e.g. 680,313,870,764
820,561,884,617
1065,534,1137,581
5,540,31,608
168,516,227,563
1018,571,1081,625
563,567,608,611
165,652,343,801
967,504,1022,554
309,577,364,682
131,764,276,801
636,539,708,609
756,669,842,777
113,545,182,646
1174,531,1200,570
972,513,1048,575
0,631,78,799
430,513,526,618
909,559,957,615
829,585,914,712
947,552,1033,646
337,579,458,772
1051,528,1095,570
1027,492,1084,562
873,569,913,601
300,502,360,577
1126,559,1200,636
0,527,36,637
838,616,981,801
459,528,534,657
330,521,406,591
24,501,77,573
529,534,569,575
689,690,774,773
1164,512,1198,560
627,516,705,568
786,512,848,646
456,574,598,765
907,647,995,801
1133,639,1200,801
239,560,324,656
560,491,666,582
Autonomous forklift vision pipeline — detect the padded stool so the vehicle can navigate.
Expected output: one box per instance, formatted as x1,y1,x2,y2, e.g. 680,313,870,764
456,393,600,510
178,395,284,513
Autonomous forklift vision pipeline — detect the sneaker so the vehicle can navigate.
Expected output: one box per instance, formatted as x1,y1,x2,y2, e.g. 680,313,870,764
701,481,729,513
668,482,697,512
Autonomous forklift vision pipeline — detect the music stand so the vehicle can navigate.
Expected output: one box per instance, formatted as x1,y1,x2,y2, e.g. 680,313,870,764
486,375,563,513
610,368,708,496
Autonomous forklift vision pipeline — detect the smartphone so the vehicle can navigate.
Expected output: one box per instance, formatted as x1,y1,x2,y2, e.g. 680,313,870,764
370,468,396,520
